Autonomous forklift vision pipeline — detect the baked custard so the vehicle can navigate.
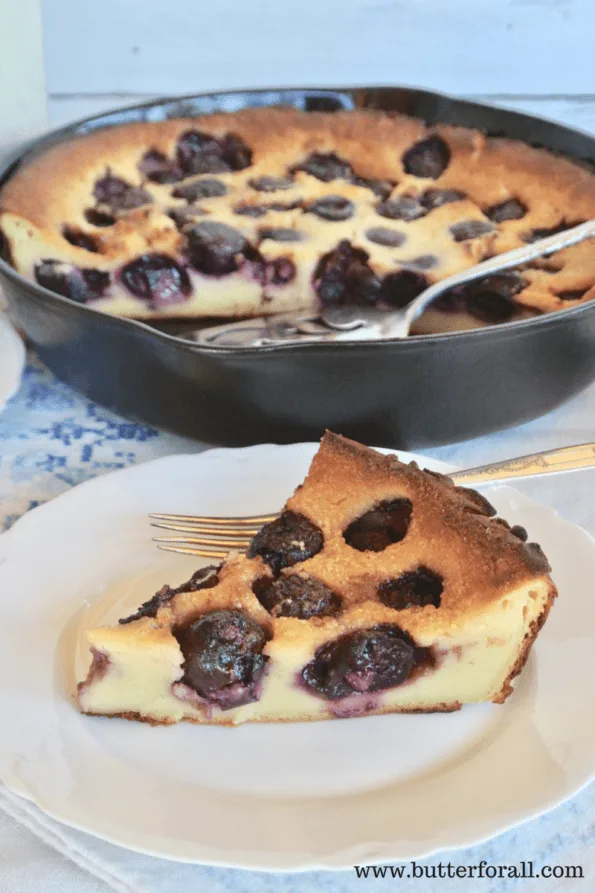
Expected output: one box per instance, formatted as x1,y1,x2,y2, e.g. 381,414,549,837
77,433,556,725
2,107,595,335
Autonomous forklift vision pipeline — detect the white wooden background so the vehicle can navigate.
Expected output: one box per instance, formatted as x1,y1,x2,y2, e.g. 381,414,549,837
0,1,45,149
2,2,595,145
37,0,595,139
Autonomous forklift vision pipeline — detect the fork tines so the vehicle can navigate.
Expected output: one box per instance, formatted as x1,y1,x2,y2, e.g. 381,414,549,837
149,510,278,558
149,512,277,526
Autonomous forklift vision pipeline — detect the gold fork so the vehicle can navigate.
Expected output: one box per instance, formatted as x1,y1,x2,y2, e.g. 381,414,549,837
150,512,278,558
150,442,595,558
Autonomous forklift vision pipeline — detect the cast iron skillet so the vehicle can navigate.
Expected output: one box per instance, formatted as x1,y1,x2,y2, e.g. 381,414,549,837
1,86,595,448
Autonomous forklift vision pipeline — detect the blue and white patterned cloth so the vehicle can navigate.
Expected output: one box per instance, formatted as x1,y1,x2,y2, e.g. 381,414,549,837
0,355,200,532
1,352,595,893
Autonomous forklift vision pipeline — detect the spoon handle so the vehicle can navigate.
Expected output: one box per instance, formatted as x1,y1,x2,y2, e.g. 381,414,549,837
194,218,595,347
450,442,595,486
404,218,595,330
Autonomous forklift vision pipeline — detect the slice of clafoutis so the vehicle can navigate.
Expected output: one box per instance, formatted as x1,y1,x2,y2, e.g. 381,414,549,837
77,432,556,726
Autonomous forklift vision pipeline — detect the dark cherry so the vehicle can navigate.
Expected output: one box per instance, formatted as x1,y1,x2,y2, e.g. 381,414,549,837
402,136,450,179
313,240,381,306
528,540,551,565
247,510,323,576
378,568,443,610
138,150,182,184
526,541,551,572
379,270,428,308
511,525,529,542
175,131,229,175
120,253,191,307
259,227,303,243
176,130,252,176
93,174,153,209
401,254,438,270
277,201,302,212
557,289,587,301
522,258,562,274
185,221,248,275
292,152,353,182
220,133,253,170
343,498,412,552
351,176,394,200
365,227,406,247
242,244,267,286
433,289,461,315
252,574,341,619
466,291,516,323
377,196,427,222
119,565,220,624
167,206,206,230
457,486,497,517
308,195,355,222
172,564,220,594
484,198,527,223
174,610,268,709
437,271,527,323
62,226,100,253
450,219,495,242
431,290,462,313
120,586,179,624
78,269,111,301
474,271,526,297
302,624,420,700
523,221,582,243
304,96,344,112
421,189,465,210
235,200,301,217
234,204,268,218
84,209,116,227
172,179,227,202
249,175,294,192
265,257,296,286
434,270,522,314
34,260,109,303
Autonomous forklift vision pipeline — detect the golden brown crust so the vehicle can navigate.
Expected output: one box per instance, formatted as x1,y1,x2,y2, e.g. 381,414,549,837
281,431,552,638
490,578,557,703
1,106,595,322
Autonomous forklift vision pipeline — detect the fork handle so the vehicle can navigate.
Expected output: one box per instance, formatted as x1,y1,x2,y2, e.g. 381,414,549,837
450,442,595,486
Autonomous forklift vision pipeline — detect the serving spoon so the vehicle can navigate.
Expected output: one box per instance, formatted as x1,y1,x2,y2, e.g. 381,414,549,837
194,218,595,348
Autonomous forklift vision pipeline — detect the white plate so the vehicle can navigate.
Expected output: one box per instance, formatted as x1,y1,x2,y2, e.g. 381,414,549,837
0,443,594,871
0,311,25,413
